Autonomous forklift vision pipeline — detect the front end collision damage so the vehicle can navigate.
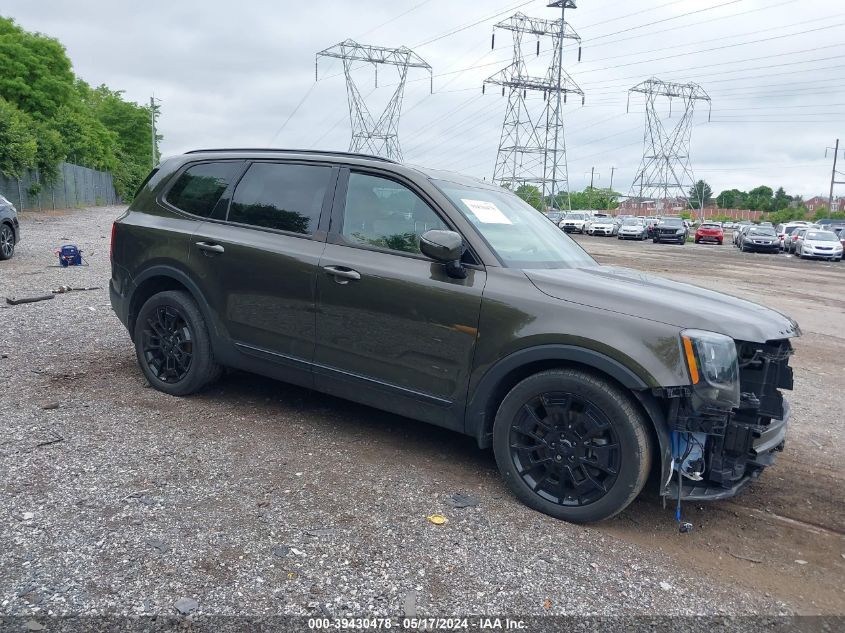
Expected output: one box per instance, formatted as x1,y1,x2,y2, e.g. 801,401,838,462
657,337,795,500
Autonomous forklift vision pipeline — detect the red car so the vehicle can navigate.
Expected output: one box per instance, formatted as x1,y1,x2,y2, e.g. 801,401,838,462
694,223,724,244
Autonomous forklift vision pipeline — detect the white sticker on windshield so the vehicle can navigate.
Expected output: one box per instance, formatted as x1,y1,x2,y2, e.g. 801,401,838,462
461,199,512,224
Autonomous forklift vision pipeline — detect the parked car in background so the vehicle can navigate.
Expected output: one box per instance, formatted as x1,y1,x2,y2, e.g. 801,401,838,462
544,211,563,225
786,228,807,254
560,211,589,233
733,223,753,247
0,193,20,261
723,221,735,229
776,222,810,250
617,217,647,240
587,215,617,236
796,230,843,261
839,229,845,256
694,223,724,245
110,148,800,523
653,217,688,244
739,226,779,253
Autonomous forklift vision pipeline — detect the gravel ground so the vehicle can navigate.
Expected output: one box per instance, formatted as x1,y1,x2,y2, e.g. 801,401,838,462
0,207,841,620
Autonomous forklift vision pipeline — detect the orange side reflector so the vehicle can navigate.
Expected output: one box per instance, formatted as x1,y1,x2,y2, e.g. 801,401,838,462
682,336,699,384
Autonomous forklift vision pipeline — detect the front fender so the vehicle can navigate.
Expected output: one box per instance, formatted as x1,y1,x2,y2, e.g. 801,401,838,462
465,344,653,449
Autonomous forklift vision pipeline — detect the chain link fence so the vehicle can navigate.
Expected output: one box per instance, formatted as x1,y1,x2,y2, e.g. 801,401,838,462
0,162,120,211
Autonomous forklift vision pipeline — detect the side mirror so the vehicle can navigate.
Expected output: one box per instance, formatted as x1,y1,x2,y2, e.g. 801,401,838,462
420,229,467,278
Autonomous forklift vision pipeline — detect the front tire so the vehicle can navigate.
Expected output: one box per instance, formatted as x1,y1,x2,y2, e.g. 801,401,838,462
492,369,652,523
133,290,221,396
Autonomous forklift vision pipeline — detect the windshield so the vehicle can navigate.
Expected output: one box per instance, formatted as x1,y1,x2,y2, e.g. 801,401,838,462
564,213,585,220
433,180,597,269
749,227,776,236
806,231,837,241
622,218,642,226
661,218,683,226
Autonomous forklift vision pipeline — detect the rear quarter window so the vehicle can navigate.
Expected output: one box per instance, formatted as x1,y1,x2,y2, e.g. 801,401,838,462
166,161,243,217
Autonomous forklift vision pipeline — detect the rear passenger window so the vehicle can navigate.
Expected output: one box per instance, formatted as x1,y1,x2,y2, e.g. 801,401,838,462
228,163,331,235
166,162,241,217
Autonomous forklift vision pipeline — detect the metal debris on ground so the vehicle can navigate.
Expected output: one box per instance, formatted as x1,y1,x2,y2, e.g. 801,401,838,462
173,596,198,615
426,514,448,525
6,294,55,306
445,492,479,509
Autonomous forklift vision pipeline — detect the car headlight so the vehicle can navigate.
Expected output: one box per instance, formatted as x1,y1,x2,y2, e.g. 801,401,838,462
681,330,740,409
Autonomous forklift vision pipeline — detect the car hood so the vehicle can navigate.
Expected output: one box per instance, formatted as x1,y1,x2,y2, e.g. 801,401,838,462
804,239,840,247
525,265,800,343
592,222,614,228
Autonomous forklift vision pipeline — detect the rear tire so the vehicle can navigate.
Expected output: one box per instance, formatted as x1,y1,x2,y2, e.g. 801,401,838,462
492,369,652,523
133,290,221,396
0,224,14,260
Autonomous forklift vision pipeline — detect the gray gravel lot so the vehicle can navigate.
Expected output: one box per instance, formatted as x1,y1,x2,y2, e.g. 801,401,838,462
0,207,841,619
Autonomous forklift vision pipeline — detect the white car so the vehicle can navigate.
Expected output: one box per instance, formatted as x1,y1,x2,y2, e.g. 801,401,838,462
588,216,617,236
559,212,589,233
796,230,843,261
617,218,647,240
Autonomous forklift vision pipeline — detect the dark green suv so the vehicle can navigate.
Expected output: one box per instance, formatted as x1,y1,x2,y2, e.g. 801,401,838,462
110,149,799,523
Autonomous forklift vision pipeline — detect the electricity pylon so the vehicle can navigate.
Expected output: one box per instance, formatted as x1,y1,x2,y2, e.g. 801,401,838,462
627,78,711,213
316,39,432,161
484,1,584,210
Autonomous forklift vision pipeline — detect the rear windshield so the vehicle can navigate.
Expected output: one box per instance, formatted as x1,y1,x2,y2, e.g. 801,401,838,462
749,227,776,235
700,224,721,229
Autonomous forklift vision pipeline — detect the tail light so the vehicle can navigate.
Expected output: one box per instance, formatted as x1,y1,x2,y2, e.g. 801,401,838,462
110,222,117,260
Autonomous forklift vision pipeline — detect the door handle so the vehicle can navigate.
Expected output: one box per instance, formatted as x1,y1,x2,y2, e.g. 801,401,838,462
323,265,361,282
195,241,225,255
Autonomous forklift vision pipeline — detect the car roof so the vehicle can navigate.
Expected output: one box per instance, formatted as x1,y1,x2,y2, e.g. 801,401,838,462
172,148,490,188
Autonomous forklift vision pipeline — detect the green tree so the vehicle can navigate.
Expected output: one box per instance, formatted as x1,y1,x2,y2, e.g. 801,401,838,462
0,17,159,200
716,188,746,209
772,187,791,211
688,179,712,209
0,97,37,178
746,185,774,211
515,184,544,211
0,17,75,119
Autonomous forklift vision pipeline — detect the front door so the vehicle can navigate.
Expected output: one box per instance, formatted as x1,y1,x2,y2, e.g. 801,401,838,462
189,161,338,386
314,170,486,429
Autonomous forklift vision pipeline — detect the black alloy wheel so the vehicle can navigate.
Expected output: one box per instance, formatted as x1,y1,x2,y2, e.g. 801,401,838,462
508,392,621,507
493,369,652,523
133,290,221,396
0,224,14,260
141,305,194,383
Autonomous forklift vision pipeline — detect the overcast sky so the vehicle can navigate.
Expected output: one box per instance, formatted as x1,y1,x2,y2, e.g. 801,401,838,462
5,0,844,198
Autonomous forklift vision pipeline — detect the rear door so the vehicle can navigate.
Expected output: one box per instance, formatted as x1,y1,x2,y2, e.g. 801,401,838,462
313,169,486,429
188,160,338,386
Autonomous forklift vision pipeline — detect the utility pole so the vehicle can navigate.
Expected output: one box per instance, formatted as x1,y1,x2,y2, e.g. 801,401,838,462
585,167,600,211
484,2,583,209
316,40,432,161
609,166,616,191
627,78,711,214
827,138,844,212
150,95,161,167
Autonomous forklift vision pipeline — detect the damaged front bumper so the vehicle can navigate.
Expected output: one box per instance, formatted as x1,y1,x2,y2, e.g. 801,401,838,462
660,338,794,501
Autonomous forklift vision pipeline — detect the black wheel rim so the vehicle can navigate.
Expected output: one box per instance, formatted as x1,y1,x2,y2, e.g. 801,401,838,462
0,226,13,258
141,305,193,383
509,392,621,507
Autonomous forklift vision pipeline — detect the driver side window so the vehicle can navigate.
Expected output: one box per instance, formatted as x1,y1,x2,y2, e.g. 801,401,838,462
341,172,447,254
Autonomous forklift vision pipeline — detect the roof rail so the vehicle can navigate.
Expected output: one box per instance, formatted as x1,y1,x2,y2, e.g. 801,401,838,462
183,148,399,164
